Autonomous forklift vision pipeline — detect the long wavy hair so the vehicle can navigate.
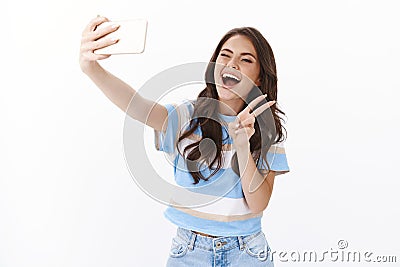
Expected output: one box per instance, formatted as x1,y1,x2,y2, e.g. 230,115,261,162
177,27,287,184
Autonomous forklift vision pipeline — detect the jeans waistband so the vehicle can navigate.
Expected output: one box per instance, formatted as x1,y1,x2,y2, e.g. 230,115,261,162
175,227,263,252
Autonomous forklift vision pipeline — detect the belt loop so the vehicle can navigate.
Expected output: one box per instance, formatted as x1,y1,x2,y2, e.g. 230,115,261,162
188,231,196,251
238,236,244,250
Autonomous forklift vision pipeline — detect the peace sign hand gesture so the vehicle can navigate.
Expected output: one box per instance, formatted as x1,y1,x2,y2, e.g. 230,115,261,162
228,94,276,150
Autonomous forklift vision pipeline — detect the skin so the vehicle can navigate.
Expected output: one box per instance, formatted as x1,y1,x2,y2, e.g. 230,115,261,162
214,34,261,115
228,96,277,214
79,16,276,214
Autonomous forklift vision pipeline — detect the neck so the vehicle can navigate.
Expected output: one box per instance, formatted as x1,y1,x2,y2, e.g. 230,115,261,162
218,98,244,116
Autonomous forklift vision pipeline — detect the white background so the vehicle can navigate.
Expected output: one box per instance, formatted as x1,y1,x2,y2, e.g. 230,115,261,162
1,0,400,266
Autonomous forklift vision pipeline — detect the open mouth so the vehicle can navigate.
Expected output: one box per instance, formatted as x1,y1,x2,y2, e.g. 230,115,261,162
221,72,241,88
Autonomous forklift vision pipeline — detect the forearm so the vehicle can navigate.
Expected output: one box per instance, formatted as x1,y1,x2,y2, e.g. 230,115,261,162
81,61,167,131
235,143,274,214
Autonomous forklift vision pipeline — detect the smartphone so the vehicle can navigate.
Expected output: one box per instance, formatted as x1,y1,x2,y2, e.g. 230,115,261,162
94,18,148,55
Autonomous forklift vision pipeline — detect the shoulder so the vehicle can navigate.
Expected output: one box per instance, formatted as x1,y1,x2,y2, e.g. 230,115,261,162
174,99,195,120
269,138,287,154
163,99,195,117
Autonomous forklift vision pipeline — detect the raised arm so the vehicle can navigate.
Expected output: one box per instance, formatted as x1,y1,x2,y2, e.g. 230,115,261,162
79,16,167,132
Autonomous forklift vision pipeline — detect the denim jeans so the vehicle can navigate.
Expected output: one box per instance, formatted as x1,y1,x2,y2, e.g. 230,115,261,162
166,227,274,267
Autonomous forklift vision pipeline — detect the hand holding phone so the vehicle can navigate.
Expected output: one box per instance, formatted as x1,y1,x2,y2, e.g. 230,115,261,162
94,18,148,55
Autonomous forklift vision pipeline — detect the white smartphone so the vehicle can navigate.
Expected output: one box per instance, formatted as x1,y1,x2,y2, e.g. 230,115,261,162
94,18,148,55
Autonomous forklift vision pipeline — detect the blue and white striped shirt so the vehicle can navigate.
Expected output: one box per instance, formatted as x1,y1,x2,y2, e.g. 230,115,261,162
154,99,290,236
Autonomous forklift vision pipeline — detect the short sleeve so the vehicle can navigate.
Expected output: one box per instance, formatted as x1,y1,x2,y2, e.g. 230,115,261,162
257,141,290,176
154,100,194,157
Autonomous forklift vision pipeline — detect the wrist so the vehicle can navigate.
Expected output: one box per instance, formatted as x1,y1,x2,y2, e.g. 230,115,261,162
80,58,99,74
234,140,250,152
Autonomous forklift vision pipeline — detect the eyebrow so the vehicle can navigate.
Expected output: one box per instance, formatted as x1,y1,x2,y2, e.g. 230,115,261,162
220,48,257,60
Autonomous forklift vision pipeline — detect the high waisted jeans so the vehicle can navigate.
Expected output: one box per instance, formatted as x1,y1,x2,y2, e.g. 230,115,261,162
166,227,274,267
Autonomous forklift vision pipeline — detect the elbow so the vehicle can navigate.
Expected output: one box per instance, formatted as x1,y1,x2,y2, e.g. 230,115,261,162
250,208,264,214
250,205,267,214
249,201,270,214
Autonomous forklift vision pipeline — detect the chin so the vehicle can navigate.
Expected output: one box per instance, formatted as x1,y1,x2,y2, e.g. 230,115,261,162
216,85,239,101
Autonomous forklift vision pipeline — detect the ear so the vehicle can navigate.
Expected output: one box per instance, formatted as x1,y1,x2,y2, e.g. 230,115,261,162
255,77,262,86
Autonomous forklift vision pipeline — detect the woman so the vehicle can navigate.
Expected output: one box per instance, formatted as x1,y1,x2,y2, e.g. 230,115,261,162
80,15,290,266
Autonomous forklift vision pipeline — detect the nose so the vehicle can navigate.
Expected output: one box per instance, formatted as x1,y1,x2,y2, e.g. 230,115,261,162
227,58,239,70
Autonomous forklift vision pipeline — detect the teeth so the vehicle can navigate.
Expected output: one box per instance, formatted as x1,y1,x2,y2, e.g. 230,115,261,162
222,73,241,81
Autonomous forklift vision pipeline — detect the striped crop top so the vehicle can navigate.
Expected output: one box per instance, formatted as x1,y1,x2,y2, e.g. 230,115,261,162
154,99,290,236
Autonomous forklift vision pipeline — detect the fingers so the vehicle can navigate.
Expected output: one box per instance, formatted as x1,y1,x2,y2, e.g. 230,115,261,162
243,94,268,114
236,97,275,126
80,16,121,64
82,53,111,61
82,23,120,43
81,36,118,53
229,94,275,143
239,113,255,127
80,37,118,61
91,36,119,50
251,100,276,117
82,16,109,35
234,126,255,137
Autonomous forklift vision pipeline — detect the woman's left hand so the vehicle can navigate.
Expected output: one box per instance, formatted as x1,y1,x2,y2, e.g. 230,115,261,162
228,94,276,149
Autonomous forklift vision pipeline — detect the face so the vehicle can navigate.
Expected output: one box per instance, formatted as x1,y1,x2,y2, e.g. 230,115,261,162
214,34,261,103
